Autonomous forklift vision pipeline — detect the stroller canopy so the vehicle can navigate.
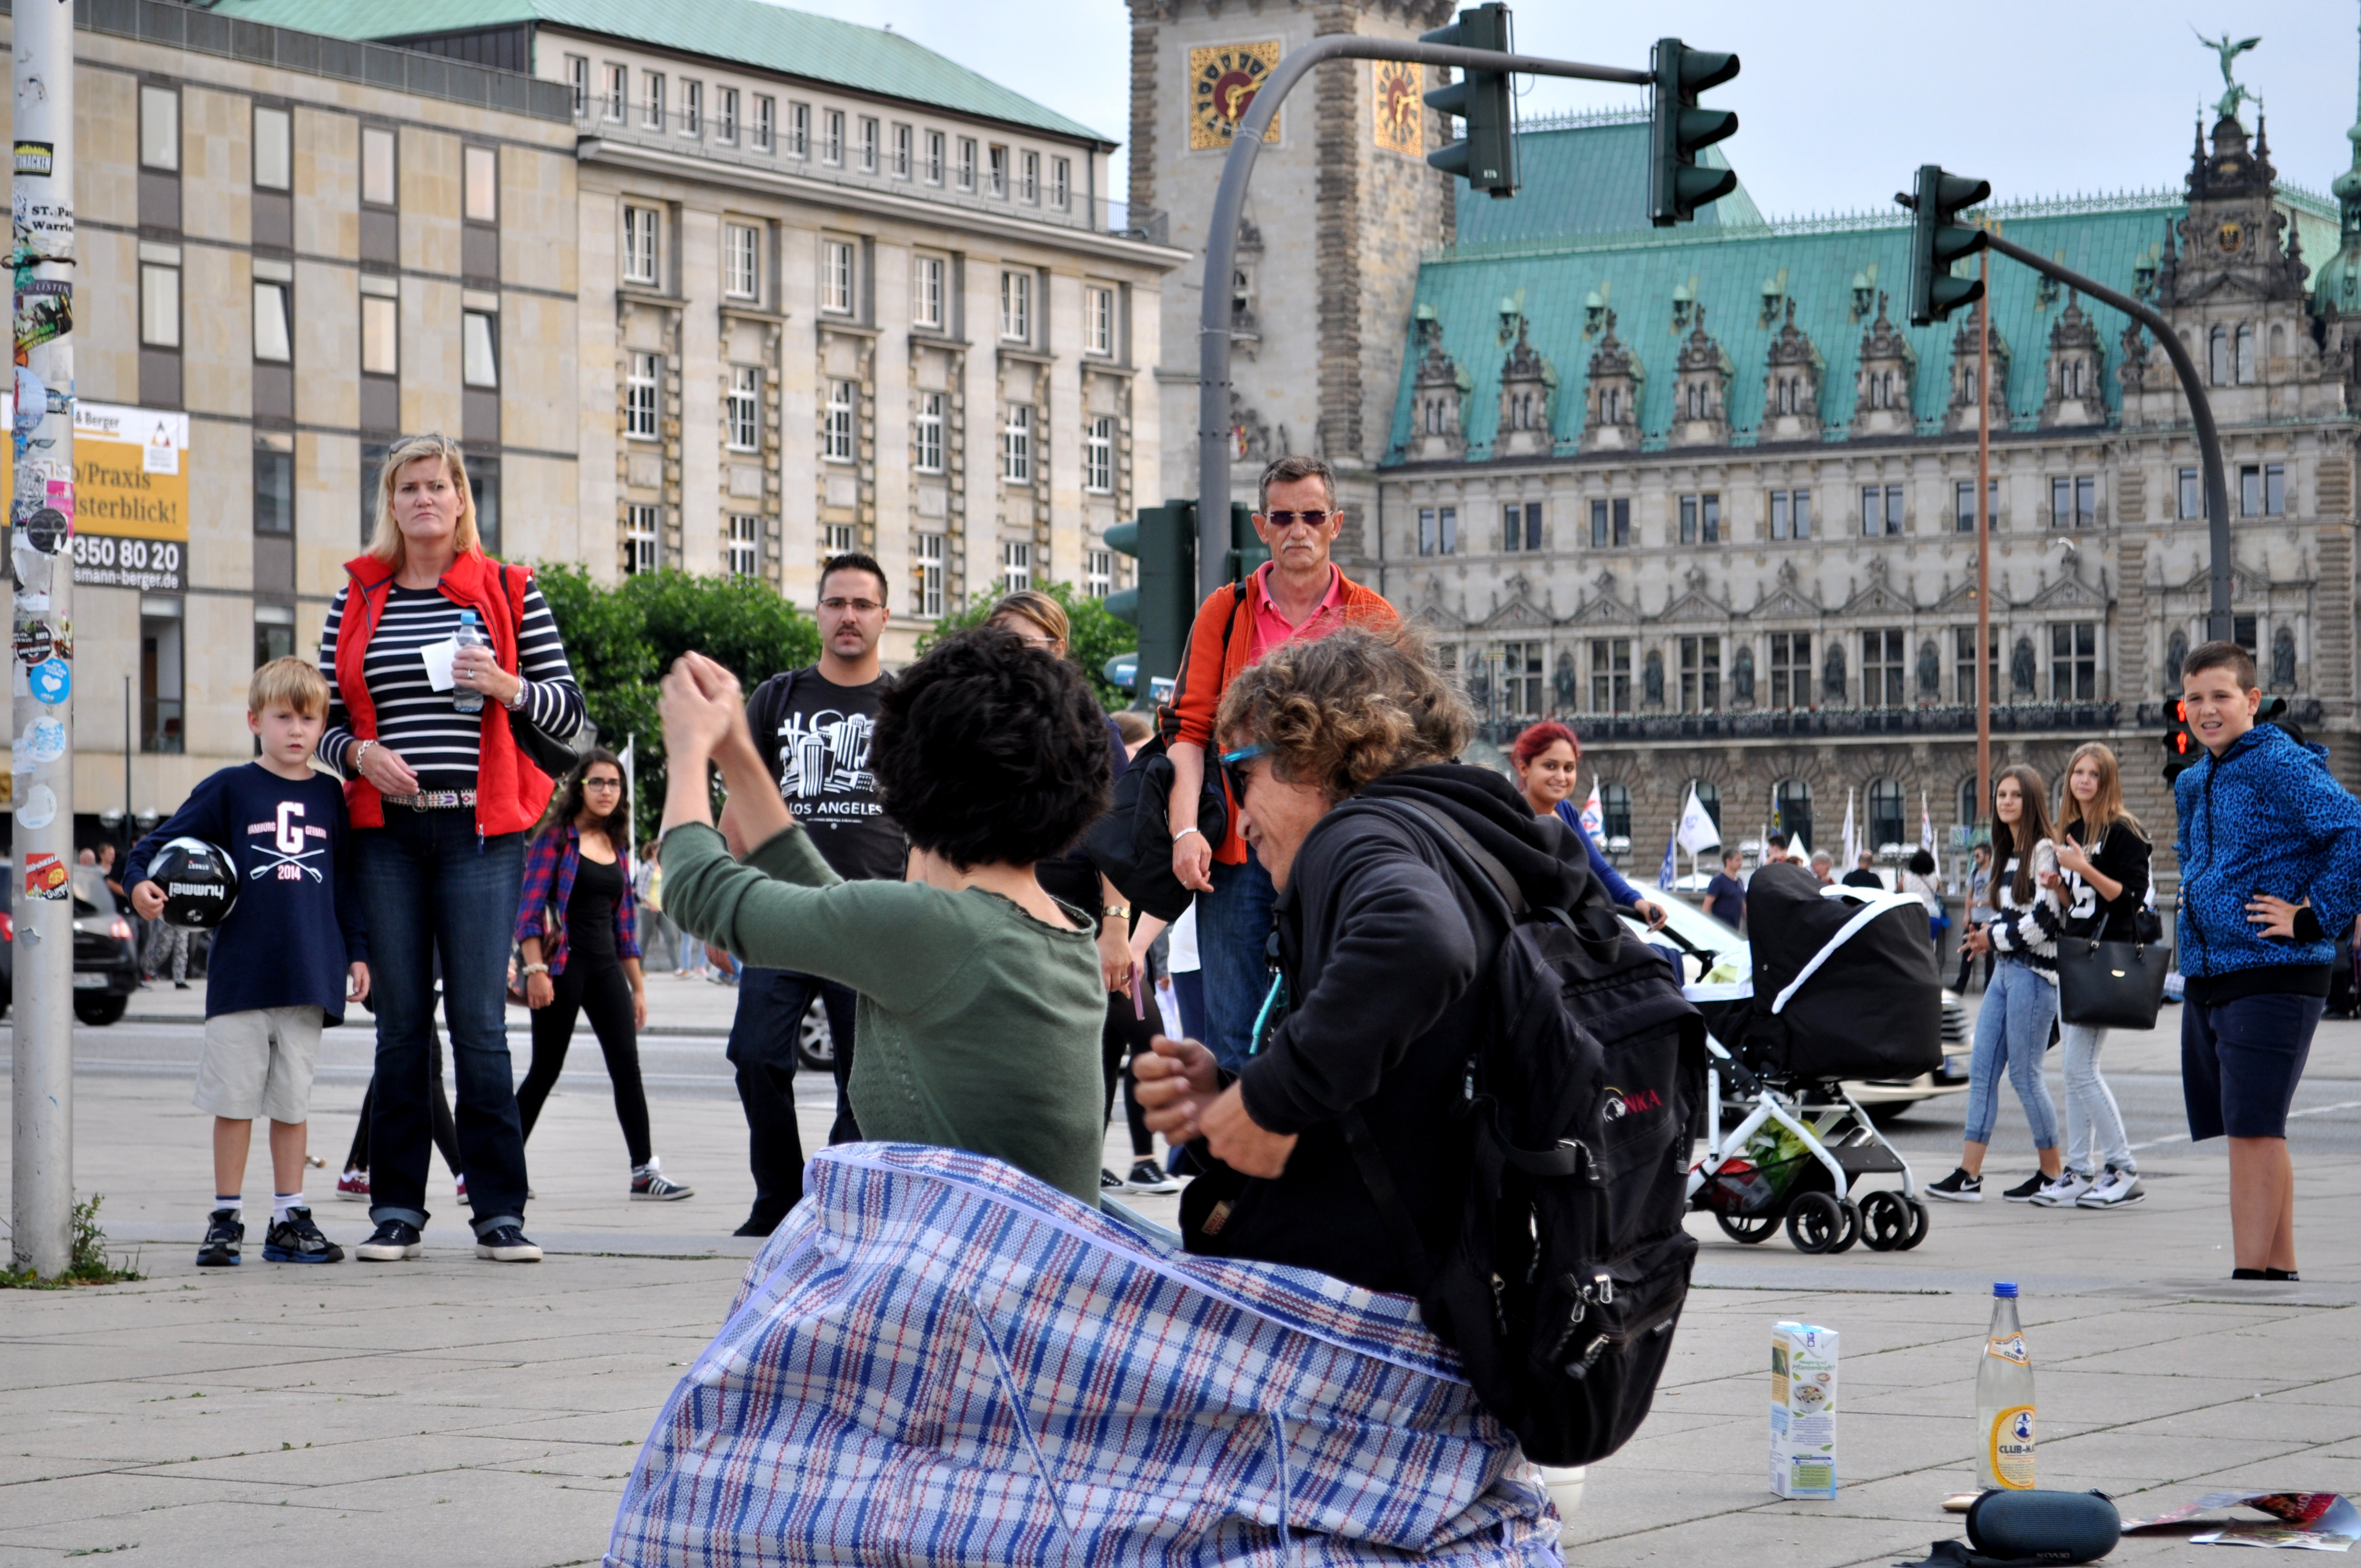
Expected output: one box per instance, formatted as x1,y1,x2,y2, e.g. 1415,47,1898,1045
1715,862,1943,1081
608,1144,1559,1567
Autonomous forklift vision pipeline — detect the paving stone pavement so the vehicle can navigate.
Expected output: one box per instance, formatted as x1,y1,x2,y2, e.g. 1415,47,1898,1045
1,997,2355,1566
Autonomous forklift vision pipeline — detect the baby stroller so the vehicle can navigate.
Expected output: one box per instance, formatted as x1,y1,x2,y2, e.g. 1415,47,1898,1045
1684,862,1941,1254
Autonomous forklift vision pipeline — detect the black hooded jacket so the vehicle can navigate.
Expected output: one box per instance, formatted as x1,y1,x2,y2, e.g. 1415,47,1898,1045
1210,763,1601,1295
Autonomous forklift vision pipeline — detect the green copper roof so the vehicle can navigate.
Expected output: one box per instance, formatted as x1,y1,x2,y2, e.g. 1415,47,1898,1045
205,0,1113,145
1391,183,2337,466
1455,110,1760,246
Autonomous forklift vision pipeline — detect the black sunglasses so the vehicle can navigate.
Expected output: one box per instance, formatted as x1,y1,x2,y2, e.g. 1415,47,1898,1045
1260,510,1331,529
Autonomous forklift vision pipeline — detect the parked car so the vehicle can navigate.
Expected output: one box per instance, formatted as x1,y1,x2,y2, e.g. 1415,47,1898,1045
1618,895,1969,1113
0,861,144,1025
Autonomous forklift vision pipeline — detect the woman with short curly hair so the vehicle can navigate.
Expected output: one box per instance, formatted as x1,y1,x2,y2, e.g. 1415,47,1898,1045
653,629,1115,1202
1137,627,1602,1293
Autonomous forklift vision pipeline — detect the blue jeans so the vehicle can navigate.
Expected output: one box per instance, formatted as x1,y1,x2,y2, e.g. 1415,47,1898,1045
1963,957,2060,1150
354,810,530,1237
1196,848,1277,1074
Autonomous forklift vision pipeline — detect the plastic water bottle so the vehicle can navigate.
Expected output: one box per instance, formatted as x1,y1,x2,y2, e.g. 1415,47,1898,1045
452,609,487,715
1976,1282,2036,1491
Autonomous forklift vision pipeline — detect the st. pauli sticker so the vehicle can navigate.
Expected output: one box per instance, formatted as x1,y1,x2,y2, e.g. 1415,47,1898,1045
18,715,66,763
22,851,67,900
28,655,68,704
15,780,54,829
13,618,51,666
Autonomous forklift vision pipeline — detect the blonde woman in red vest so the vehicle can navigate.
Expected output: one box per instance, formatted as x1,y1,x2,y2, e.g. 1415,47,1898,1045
320,433,587,1265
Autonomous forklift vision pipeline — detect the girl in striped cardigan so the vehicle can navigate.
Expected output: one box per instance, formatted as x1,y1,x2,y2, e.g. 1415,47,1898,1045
1929,765,2072,1204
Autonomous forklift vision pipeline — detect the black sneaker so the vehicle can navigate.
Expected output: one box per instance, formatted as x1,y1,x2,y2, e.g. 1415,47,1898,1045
262,1207,344,1264
2001,1173,2051,1202
356,1219,423,1261
1925,1168,1983,1204
733,1212,783,1238
197,1209,244,1267
475,1225,542,1262
1100,1167,1125,1191
1126,1159,1181,1195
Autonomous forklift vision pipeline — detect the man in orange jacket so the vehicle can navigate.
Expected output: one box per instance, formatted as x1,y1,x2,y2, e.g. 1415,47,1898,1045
1161,455,1396,1070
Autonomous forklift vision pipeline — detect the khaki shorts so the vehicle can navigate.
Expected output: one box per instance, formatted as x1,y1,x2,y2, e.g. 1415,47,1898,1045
194,1005,325,1123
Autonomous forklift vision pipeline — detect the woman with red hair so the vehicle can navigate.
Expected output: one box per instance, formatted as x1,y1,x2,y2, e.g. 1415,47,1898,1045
1509,721,1667,928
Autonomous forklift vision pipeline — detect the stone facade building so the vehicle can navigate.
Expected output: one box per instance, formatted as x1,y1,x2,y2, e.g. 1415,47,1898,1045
0,0,580,835
226,0,1191,661
1131,3,2361,886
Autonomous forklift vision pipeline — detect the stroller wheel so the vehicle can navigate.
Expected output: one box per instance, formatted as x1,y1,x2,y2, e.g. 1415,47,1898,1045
1716,1210,1780,1245
1786,1191,1845,1254
1828,1199,1862,1253
1896,1197,1931,1251
1858,1190,1913,1251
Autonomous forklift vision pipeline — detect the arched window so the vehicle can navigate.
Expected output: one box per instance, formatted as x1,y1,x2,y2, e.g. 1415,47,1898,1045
1604,388,1621,422
1691,780,1722,835
1598,781,1632,842
2270,322,2286,360
2066,359,2084,397
2235,324,2256,384
1772,779,1812,851
1868,777,1906,854
1957,774,1982,828
2209,324,2229,385
1963,366,1978,403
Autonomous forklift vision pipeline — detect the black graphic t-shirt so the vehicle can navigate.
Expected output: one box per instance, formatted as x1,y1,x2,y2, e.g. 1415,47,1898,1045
745,667,906,883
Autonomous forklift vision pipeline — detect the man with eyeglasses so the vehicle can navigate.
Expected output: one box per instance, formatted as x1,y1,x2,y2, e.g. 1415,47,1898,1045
724,552,904,1236
1162,455,1396,1072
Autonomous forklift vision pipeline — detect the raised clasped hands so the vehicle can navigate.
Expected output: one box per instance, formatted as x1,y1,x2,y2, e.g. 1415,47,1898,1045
659,651,750,764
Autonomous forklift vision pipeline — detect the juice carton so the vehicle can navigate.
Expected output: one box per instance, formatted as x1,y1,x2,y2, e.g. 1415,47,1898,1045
1771,1320,1839,1499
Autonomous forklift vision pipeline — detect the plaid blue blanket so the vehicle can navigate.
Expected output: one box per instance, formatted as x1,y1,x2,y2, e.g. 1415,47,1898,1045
607,1143,1560,1566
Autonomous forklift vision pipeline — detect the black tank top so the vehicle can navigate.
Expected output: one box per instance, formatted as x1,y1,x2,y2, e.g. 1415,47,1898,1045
566,854,623,960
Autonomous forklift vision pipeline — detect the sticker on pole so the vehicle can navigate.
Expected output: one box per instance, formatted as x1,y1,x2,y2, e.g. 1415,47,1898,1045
28,656,68,704
23,851,68,900
19,505,67,553
13,619,50,666
15,781,55,829
18,715,66,764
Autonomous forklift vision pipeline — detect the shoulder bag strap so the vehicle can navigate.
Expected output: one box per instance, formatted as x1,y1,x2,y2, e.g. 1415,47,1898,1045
1364,797,1526,917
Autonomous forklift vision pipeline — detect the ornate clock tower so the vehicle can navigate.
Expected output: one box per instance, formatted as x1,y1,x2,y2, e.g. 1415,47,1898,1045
1129,0,1457,566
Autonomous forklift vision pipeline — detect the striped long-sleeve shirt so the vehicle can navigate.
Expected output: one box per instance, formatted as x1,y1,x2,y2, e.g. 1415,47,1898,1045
320,580,585,790
1984,854,2065,982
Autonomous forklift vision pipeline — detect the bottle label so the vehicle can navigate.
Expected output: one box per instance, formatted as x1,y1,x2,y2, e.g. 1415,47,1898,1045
1987,1405,2036,1489
1986,1332,2029,1366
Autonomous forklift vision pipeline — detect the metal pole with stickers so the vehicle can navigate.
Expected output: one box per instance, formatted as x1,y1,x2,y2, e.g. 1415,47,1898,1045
10,0,77,1280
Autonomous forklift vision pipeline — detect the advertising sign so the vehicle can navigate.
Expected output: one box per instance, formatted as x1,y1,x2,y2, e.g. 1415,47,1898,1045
2,400,190,590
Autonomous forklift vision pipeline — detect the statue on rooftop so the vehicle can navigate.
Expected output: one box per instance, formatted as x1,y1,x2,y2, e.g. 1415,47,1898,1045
2194,28,2262,123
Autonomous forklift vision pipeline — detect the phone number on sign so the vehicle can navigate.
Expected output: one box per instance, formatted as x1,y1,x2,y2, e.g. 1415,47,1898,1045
70,533,187,590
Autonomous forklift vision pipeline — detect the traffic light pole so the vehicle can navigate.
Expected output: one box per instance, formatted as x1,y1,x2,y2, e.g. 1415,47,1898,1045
11,0,78,1279
1981,230,2233,641
1196,36,1651,601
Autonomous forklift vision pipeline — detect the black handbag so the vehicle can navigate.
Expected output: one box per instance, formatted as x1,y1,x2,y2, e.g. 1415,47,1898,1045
2055,935,2171,1030
1084,734,1227,923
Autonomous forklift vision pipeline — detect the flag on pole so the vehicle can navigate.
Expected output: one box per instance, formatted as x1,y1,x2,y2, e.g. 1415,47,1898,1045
1577,777,1606,850
621,735,636,837
1840,789,1858,869
1920,789,1937,856
1657,827,1679,890
1677,786,1721,856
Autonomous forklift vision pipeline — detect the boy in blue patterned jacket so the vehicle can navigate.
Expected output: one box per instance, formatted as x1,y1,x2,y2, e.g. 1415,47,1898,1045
2173,639,2361,1282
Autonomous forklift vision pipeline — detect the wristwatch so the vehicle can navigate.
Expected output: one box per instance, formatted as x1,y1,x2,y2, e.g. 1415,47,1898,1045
1103,904,1132,922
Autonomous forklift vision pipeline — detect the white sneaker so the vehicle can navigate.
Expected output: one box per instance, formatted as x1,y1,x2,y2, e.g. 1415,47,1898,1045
2030,1169,2096,1207
2076,1168,2146,1208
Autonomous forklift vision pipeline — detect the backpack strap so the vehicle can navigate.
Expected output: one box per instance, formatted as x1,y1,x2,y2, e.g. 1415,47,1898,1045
1335,1107,1438,1289
1358,798,1526,920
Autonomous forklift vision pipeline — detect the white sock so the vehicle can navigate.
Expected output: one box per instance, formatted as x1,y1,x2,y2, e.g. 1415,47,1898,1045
272,1191,303,1223
214,1195,241,1217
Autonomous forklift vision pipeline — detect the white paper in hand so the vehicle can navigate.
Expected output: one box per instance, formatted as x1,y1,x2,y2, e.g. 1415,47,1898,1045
420,636,459,692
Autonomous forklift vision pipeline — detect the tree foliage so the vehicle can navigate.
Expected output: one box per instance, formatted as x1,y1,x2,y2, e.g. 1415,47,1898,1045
916,582,1139,711
534,565,819,842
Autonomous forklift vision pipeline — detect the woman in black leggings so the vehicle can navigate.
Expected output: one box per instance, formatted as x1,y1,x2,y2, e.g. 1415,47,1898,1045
514,752,692,1200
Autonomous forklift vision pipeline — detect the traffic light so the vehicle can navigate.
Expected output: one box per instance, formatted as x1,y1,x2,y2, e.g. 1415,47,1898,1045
1647,37,1739,227
1423,5,1519,199
1900,164,1990,326
1104,500,1196,707
2162,695,2198,782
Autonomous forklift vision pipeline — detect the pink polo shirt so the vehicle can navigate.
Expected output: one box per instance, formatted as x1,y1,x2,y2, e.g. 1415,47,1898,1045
1247,561,1348,663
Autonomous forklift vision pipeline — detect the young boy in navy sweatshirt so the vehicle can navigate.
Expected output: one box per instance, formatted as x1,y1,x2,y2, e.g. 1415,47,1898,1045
128,658,370,1267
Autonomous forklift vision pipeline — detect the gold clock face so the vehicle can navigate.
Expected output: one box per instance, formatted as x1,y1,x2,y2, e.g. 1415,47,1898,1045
2217,219,2244,254
1189,42,1281,150
2217,159,2239,179
1373,59,1422,154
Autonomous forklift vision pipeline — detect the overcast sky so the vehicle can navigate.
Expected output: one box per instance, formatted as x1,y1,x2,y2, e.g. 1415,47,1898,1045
787,0,2360,220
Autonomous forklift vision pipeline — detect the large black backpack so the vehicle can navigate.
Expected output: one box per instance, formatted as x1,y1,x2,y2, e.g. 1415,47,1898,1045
1340,802,1704,1468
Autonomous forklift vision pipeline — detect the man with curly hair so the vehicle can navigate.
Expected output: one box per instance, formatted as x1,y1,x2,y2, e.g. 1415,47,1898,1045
1162,456,1396,1072
654,630,1115,1204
